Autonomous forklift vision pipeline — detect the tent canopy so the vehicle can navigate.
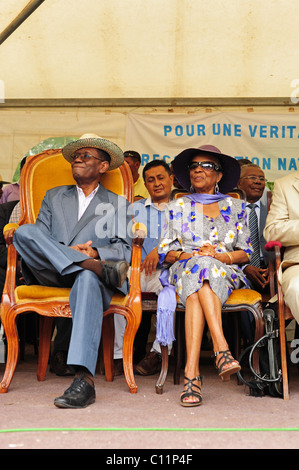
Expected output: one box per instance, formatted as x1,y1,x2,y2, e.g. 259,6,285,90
0,0,298,101
0,1,298,181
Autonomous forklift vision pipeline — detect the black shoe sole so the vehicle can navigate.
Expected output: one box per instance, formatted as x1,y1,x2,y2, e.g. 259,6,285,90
114,261,129,287
54,396,95,409
104,261,129,288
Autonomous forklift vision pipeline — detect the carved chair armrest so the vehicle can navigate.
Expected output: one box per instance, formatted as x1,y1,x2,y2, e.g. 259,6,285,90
1,223,20,306
132,222,147,246
264,241,283,268
128,223,147,292
3,223,19,246
2,243,18,305
264,240,282,252
264,240,285,304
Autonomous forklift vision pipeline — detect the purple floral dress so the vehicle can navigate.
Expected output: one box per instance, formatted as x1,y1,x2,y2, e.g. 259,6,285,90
158,196,253,306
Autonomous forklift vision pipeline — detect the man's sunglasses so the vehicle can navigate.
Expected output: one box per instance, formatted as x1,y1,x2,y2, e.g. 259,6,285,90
188,161,222,172
70,153,106,163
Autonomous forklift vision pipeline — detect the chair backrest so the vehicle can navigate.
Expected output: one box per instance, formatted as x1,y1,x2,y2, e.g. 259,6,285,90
174,191,189,200
18,149,133,224
227,189,246,200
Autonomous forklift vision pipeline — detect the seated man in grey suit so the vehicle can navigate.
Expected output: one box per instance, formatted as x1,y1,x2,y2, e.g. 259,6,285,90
12,134,132,409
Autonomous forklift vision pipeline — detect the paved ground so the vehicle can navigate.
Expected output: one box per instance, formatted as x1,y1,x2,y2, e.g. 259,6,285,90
0,345,299,455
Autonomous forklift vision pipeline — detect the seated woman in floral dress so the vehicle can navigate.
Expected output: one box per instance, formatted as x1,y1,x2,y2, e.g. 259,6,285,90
158,145,253,407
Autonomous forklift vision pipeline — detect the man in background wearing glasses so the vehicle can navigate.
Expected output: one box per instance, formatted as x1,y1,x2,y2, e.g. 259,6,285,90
231,162,270,347
237,162,269,291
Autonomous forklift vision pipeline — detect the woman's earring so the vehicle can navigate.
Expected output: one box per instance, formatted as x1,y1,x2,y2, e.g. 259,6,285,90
215,182,219,193
190,184,195,193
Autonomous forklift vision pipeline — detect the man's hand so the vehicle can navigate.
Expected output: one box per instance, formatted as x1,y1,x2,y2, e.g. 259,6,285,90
4,227,17,245
70,240,99,259
244,265,269,290
141,248,159,276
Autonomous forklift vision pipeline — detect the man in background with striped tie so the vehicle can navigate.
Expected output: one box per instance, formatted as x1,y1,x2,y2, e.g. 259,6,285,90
233,163,270,346
238,163,269,292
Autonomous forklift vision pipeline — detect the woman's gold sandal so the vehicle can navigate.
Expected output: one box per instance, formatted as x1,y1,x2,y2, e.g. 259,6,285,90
180,375,203,407
214,350,241,381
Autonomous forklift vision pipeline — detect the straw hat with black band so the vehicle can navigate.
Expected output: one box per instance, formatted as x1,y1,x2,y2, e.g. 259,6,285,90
172,144,240,194
62,133,124,171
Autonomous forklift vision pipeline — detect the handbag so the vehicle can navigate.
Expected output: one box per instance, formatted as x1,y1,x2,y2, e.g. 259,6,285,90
237,303,285,398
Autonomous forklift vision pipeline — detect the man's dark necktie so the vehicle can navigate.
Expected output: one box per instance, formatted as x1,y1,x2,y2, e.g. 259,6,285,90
248,203,260,267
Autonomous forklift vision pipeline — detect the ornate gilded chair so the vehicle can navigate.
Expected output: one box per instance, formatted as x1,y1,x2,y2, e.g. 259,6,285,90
0,149,145,394
264,191,293,401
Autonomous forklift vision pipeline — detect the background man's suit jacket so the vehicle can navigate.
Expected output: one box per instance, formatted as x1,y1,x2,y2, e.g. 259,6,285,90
264,172,299,282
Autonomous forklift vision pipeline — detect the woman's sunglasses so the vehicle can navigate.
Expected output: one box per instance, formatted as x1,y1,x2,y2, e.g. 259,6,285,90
188,161,222,172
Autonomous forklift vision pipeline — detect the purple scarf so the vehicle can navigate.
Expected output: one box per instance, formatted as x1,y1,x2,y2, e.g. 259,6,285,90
185,192,227,204
156,191,228,346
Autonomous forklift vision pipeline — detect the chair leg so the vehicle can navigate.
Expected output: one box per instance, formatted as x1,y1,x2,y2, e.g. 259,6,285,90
37,316,53,381
278,308,290,400
17,315,25,361
102,314,115,382
174,311,185,385
155,345,169,394
231,314,243,386
233,314,240,359
0,311,20,393
122,311,138,394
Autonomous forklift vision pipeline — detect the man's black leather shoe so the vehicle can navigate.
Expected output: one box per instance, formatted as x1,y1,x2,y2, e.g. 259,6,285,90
101,260,129,288
54,375,96,409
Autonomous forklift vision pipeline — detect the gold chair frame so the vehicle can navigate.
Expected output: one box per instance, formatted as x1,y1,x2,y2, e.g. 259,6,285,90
264,191,293,400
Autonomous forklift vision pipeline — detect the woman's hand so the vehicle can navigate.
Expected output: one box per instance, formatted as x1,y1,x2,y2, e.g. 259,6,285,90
195,243,217,258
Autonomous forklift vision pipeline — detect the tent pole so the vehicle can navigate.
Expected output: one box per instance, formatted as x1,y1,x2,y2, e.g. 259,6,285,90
0,0,46,45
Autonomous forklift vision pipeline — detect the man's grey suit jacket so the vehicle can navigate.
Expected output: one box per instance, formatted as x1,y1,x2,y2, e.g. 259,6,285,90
22,183,132,294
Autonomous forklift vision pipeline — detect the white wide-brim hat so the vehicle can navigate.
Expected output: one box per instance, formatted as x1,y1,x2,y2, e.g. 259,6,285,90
62,133,124,171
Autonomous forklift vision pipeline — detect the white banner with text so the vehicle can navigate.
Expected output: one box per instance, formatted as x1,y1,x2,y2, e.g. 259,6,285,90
125,112,299,183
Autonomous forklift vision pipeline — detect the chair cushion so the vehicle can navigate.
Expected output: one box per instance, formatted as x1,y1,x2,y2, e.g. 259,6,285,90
15,285,71,303
140,289,261,309
224,289,262,305
15,285,128,306
109,292,128,306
